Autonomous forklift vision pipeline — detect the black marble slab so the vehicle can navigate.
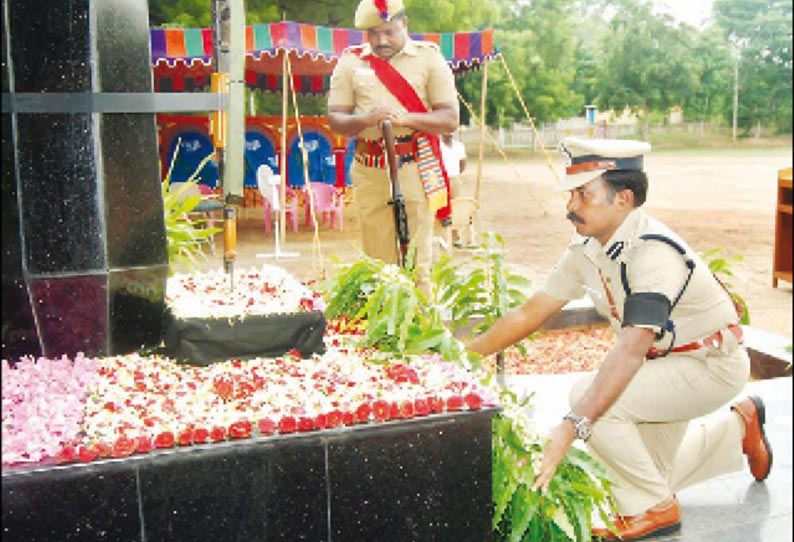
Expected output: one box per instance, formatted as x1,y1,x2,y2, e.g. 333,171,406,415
6,0,92,94
1,0,168,360
26,274,110,357
2,409,496,542
3,461,141,542
102,114,166,270
110,266,170,354
328,409,493,541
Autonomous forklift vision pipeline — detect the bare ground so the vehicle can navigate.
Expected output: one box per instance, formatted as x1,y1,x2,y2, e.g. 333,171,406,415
198,146,793,340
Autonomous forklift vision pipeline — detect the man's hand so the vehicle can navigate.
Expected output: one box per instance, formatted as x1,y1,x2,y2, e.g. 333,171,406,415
531,421,576,493
328,104,400,137
369,107,400,128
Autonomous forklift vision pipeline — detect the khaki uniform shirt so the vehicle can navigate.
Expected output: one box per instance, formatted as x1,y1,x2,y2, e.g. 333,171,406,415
543,210,738,351
327,39,458,141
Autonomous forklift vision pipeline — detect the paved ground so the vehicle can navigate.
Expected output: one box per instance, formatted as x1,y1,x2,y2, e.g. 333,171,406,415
506,373,793,542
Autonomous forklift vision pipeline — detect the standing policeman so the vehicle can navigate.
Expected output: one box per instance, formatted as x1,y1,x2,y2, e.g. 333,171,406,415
467,137,773,541
327,0,459,293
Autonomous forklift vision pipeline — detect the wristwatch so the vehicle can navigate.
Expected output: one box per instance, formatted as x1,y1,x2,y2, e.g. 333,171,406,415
563,411,593,442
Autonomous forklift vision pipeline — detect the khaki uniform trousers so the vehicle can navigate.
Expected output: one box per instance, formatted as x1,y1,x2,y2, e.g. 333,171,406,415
350,160,434,293
569,329,751,516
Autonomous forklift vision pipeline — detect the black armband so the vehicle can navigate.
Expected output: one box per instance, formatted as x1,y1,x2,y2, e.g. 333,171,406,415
622,292,671,330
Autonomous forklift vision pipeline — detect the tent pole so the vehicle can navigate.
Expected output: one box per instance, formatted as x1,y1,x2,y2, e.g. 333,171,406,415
280,52,289,241
474,61,489,204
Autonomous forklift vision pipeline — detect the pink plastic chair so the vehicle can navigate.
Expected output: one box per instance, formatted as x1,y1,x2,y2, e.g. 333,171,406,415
304,181,344,231
257,170,299,233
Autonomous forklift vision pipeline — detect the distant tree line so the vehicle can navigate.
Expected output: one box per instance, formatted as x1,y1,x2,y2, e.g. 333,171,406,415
149,0,793,136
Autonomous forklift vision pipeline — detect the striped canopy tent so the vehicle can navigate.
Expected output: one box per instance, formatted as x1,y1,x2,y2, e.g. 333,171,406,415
150,21,500,92
153,21,505,264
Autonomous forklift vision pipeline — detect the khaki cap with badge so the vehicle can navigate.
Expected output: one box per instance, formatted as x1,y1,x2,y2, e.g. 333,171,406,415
355,0,405,29
558,137,652,191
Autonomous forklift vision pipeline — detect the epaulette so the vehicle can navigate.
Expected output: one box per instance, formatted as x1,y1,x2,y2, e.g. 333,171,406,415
344,44,367,57
569,233,589,247
415,40,440,51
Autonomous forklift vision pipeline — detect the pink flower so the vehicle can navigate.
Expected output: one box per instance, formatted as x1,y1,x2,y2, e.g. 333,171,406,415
278,416,297,434
297,417,315,432
257,418,276,435
464,392,483,410
154,431,175,449
229,421,253,439
2,354,99,468
446,396,464,411
192,427,210,443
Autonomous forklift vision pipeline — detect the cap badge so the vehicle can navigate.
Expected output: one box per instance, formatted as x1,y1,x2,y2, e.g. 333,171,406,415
374,0,389,20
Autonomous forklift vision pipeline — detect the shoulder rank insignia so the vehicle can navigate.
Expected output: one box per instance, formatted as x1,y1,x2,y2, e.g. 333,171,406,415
344,44,367,56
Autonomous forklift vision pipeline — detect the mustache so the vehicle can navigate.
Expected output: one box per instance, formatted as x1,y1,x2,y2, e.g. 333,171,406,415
566,212,585,224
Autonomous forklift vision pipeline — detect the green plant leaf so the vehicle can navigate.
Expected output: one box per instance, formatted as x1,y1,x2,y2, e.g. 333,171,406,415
508,486,540,542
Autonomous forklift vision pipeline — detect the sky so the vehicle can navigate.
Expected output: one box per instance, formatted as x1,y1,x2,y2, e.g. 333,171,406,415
653,0,715,27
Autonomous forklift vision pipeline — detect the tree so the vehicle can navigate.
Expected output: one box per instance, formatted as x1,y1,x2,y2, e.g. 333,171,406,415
593,0,699,138
714,0,793,135
405,0,499,33
149,0,215,27
570,41,599,106
685,27,735,126
458,0,583,127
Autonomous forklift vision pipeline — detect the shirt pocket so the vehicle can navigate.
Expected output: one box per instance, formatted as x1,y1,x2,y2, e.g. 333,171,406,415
352,68,380,103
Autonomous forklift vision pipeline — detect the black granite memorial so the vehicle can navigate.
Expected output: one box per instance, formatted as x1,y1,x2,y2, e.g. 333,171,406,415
2,409,496,542
2,4,496,541
2,0,167,360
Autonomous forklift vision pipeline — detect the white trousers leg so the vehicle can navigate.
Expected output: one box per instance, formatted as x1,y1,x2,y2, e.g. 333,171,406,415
569,337,750,516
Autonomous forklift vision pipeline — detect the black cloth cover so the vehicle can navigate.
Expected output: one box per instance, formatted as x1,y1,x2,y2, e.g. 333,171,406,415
163,310,326,366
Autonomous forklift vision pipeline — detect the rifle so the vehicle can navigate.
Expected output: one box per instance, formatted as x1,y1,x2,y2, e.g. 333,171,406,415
381,120,410,267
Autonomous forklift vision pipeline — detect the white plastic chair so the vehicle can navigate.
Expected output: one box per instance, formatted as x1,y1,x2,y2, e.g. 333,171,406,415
256,165,299,233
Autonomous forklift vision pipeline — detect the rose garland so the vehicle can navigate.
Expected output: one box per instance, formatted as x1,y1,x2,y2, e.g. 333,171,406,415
1,340,497,468
2,354,99,467
165,264,325,319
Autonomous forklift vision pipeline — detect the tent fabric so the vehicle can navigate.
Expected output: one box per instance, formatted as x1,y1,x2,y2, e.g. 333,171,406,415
151,21,499,92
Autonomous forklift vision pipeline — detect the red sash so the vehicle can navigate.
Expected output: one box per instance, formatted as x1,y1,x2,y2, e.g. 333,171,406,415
362,53,452,221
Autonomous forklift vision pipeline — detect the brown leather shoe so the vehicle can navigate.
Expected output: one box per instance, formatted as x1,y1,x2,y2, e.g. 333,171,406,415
731,395,773,481
591,497,681,541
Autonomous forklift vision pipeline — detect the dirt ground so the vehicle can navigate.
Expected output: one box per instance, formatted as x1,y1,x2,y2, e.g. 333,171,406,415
200,146,793,340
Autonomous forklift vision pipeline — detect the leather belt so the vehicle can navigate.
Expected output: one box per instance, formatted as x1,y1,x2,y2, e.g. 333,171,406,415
354,135,415,169
355,136,414,157
647,324,743,359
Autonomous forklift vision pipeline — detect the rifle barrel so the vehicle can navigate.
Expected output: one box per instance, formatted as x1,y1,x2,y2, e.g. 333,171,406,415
381,120,410,266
